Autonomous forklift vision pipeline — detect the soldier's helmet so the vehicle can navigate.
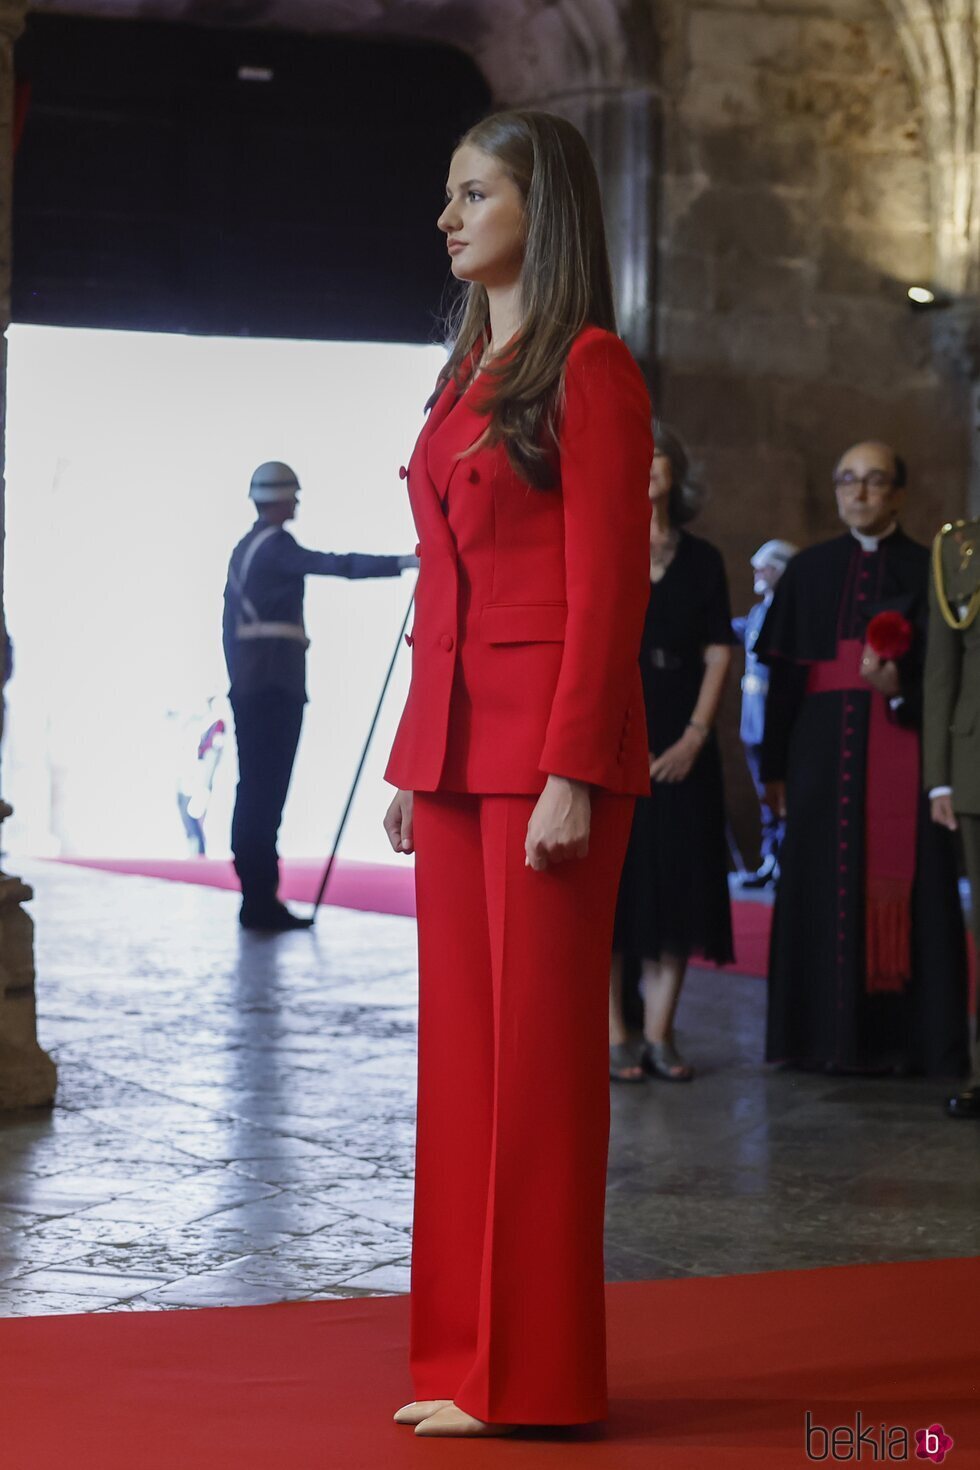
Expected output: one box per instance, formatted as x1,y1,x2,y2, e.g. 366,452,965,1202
249,462,301,504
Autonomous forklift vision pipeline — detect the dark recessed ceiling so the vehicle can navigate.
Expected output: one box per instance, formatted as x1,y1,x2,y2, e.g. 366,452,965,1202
13,14,491,341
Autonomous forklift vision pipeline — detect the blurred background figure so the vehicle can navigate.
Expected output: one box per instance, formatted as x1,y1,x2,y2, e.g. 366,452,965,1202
757,441,969,1077
224,461,416,933
175,697,226,856
924,515,980,1118
609,424,735,1084
0,629,12,777
733,539,797,889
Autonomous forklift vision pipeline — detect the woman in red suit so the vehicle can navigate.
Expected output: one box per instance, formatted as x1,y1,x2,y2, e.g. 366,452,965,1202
383,109,653,1438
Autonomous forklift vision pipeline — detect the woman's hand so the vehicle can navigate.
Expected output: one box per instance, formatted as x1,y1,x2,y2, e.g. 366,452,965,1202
383,789,415,854
765,780,787,820
525,775,591,872
859,647,900,698
649,728,704,784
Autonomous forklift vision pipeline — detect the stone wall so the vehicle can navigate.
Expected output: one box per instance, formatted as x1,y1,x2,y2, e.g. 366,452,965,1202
653,0,970,861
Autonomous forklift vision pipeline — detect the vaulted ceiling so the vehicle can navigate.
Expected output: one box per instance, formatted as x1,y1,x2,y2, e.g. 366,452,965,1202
28,0,654,102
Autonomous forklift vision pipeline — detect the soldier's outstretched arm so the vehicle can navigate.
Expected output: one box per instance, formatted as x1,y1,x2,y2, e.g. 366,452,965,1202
264,535,414,579
271,534,413,580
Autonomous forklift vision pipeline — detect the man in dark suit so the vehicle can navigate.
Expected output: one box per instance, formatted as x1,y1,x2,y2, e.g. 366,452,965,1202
224,461,416,931
924,516,980,1116
733,538,797,887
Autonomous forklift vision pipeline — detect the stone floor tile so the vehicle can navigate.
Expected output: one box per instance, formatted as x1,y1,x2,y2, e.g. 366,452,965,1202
199,1193,366,1240
6,1266,164,1300
0,1234,93,1282
0,1290,113,1316
136,1270,309,1309
18,1215,154,1250
338,1261,411,1293
317,1179,415,1229
227,1147,380,1189
70,1169,282,1230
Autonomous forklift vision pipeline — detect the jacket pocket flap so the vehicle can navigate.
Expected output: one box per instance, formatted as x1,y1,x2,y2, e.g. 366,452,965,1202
481,602,567,644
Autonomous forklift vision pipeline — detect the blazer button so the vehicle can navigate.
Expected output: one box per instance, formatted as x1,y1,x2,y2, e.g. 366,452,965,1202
398,465,408,480
468,467,480,484
414,543,421,557
440,633,455,652
404,633,414,647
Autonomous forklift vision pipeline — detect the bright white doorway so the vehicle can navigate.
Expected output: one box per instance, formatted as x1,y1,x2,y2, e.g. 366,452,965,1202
3,326,445,865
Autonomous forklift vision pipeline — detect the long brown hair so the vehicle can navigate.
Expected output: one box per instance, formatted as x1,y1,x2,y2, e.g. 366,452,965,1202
654,422,703,527
436,110,617,488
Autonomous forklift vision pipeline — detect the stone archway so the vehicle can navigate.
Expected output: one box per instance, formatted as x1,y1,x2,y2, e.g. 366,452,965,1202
24,0,661,358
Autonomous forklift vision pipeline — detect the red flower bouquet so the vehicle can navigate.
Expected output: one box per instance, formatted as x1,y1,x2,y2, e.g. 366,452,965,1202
865,610,913,661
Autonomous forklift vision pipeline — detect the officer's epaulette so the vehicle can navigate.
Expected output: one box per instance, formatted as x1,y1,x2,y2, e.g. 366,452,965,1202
932,517,980,630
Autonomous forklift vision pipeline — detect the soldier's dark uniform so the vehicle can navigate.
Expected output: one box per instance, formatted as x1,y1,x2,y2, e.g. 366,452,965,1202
923,516,980,1116
223,518,404,929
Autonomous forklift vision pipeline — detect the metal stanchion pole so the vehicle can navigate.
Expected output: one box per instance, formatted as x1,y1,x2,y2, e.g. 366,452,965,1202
311,589,415,920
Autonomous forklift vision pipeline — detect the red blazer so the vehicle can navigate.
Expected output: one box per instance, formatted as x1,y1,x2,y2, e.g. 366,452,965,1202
384,325,653,796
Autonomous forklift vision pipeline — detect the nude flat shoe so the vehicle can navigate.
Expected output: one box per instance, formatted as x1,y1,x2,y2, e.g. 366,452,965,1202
393,1400,453,1426
414,1404,517,1437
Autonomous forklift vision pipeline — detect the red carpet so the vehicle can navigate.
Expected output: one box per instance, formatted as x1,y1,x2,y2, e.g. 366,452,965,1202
50,857,772,976
1,1259,975,1468
50,855,418,919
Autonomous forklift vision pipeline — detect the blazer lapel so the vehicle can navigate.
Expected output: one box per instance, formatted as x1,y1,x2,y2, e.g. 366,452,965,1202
405,378,460,545
404,349,492,533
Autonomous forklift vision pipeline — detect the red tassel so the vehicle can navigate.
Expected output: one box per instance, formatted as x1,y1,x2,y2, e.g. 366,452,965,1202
865,879,911,993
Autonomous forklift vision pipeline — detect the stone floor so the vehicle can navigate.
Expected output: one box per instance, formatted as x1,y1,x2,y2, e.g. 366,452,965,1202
0,860,977,1317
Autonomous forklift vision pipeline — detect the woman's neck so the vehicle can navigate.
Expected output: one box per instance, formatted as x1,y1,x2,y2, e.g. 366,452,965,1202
486,280,523,355
650,499,672,537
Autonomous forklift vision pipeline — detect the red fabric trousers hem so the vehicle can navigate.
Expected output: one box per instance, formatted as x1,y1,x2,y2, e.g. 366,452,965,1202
410,789,634,1425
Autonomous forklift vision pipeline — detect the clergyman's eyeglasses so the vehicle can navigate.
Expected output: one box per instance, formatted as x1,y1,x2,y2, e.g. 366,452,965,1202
833,471,895,491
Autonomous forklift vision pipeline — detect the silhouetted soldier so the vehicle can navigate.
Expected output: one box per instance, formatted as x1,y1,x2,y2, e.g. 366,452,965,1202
224,461,416,931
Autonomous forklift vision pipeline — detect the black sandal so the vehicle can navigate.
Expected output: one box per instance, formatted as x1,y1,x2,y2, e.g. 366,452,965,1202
641,1039,695,1082
610,1042,645,1083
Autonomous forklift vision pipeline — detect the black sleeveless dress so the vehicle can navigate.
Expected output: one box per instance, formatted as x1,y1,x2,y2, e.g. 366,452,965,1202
613,531,735,968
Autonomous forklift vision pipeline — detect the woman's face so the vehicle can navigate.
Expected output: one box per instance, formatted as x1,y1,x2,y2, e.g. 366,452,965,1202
437,144,526,289
649,451,673,504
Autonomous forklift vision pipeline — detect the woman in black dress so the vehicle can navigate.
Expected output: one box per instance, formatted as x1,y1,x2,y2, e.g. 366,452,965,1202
609,424,735,1082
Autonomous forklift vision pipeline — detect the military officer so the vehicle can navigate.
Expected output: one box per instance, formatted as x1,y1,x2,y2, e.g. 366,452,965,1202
924,515,980,1116
732,538,797,887
224,461,416,931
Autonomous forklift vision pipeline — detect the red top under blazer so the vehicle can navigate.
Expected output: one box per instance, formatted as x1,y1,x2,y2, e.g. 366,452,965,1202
384,325,653,797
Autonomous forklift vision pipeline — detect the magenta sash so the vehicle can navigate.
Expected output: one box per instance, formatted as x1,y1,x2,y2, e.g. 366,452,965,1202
806,639,918,993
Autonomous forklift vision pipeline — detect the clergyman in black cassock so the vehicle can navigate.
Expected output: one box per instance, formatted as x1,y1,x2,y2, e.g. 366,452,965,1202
757,444,969,1076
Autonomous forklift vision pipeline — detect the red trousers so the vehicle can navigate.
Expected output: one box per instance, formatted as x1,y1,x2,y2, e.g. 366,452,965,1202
410,790,635,1424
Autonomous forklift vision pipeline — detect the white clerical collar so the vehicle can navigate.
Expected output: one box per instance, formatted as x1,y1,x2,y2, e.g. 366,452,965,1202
851,522,897,553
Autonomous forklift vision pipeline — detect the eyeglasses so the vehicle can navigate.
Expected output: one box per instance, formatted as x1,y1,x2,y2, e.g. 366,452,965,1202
833,471,895,491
